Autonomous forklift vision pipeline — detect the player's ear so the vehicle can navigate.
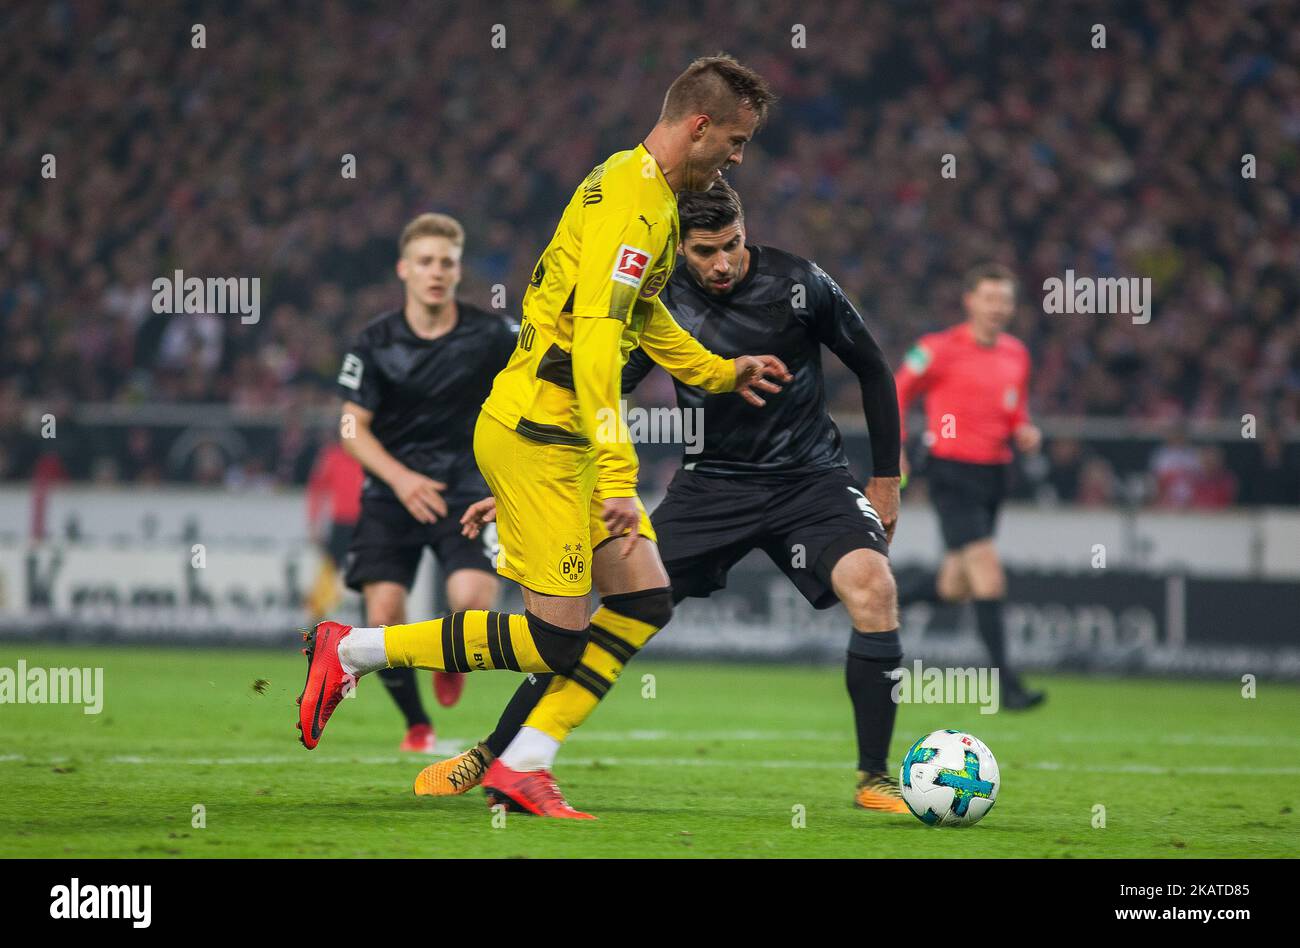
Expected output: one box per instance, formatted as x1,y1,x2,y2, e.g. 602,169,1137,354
396,257,408,280
689,114,710,141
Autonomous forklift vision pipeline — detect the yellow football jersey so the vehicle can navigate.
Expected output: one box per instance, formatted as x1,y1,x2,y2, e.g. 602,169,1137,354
481,144,736,498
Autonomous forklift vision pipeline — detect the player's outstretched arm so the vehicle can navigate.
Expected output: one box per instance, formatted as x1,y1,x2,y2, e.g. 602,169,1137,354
639,296,790,402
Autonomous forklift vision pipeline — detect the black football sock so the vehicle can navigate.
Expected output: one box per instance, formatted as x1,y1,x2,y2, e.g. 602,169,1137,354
973,598,1018,687
845,629,903,775
484,673,553,758
895,567,940,607
377,666,430,728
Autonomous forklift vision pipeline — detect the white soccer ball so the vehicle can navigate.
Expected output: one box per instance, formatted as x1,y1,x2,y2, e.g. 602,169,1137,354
899,729,1000,827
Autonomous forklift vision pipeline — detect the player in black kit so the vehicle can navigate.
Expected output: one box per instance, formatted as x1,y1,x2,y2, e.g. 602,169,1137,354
335,212,517,752
436,181,911,812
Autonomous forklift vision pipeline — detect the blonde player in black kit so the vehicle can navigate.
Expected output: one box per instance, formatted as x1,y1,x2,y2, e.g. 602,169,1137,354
433,180,913,814
333,213,517,752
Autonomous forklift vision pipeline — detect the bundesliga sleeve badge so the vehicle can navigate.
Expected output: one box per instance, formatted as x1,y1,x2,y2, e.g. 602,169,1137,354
611,245,651,287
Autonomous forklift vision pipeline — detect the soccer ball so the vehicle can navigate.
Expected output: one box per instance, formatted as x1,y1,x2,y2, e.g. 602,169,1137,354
899,729,1000,827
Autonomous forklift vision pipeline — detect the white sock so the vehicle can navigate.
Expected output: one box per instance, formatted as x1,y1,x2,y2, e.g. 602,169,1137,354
498,726,560,772
337,627,388,677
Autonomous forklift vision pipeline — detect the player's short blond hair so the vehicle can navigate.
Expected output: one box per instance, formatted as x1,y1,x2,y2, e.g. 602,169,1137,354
399,213,465,256
660,54,775,127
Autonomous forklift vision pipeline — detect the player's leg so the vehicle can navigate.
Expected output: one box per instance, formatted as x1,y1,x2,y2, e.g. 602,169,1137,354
762,471,907,812
430,509,503,708
896,551,970,605
935,551,972,602
482,498,675,816
500,523,672,767
324,495,433,750
420,473,754,799
483,472,755,765
347,416,593,678
958,539,1043,710
299,417,598,769
830,548,908,813
417,534,674,798
931,461,1041,710
363,581,436,752
896,459,974,607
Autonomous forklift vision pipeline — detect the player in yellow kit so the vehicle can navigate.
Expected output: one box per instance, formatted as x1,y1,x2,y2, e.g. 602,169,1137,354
297,55,783,817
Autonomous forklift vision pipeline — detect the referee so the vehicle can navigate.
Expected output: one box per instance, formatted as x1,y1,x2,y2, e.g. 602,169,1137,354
894,263,1045,710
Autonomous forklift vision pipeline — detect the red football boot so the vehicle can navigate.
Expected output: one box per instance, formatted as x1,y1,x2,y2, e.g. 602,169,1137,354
399,722,437,753
482,760,595,820
433,671,466,708
295,621,356,750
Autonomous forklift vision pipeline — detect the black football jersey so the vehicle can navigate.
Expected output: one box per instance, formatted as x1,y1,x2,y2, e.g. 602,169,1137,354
337,304,518,504
624,244,900,479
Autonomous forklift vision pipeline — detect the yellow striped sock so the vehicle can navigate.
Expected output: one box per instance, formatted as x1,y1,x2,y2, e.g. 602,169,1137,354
523,604,658,741
384,611,547,673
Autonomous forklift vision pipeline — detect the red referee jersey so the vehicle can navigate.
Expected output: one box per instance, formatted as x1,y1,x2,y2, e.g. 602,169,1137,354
895,322,1031,465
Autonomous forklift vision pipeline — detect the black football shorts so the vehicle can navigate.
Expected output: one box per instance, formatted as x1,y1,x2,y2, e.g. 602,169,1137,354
343,493,497,592
925,457,1008,551
651,467,890,610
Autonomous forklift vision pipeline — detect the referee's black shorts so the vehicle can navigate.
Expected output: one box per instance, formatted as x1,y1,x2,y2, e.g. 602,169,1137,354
651,467,890,610
925,457,1009,551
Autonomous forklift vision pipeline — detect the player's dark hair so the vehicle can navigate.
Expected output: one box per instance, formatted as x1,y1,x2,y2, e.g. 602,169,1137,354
661,54,775,126
678,179,744,237
962,262,1018,293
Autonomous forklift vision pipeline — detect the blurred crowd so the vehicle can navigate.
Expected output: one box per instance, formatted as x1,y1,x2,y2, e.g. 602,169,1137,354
1,0,1297,504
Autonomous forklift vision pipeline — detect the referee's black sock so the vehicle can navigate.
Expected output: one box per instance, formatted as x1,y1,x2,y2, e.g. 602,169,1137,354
973,598,1015,685
845,629,902,775
895,567,940,607
377,666,431,728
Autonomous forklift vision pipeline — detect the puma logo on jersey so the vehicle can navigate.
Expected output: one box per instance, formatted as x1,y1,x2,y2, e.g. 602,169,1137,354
638,215,657,233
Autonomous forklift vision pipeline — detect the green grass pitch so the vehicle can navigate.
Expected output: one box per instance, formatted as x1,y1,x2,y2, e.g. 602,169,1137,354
2,645,1297,858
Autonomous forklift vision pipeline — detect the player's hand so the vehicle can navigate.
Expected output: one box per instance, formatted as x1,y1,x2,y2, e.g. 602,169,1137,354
733,355,792,407
393,470,449,524
1013,423,1042,454
460,496,497,538
601,496,642,558
865,476,900,544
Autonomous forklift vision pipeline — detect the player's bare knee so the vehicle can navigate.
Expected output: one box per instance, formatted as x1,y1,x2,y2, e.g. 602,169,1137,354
840,564,896,629
965,553,1005,599
526,611,589,675
363,585,406,625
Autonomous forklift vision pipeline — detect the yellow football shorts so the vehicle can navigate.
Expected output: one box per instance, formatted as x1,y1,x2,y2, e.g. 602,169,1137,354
474,413,655,596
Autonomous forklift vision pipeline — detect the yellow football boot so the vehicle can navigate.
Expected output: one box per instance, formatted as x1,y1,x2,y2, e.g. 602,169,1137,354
414,743,492,796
